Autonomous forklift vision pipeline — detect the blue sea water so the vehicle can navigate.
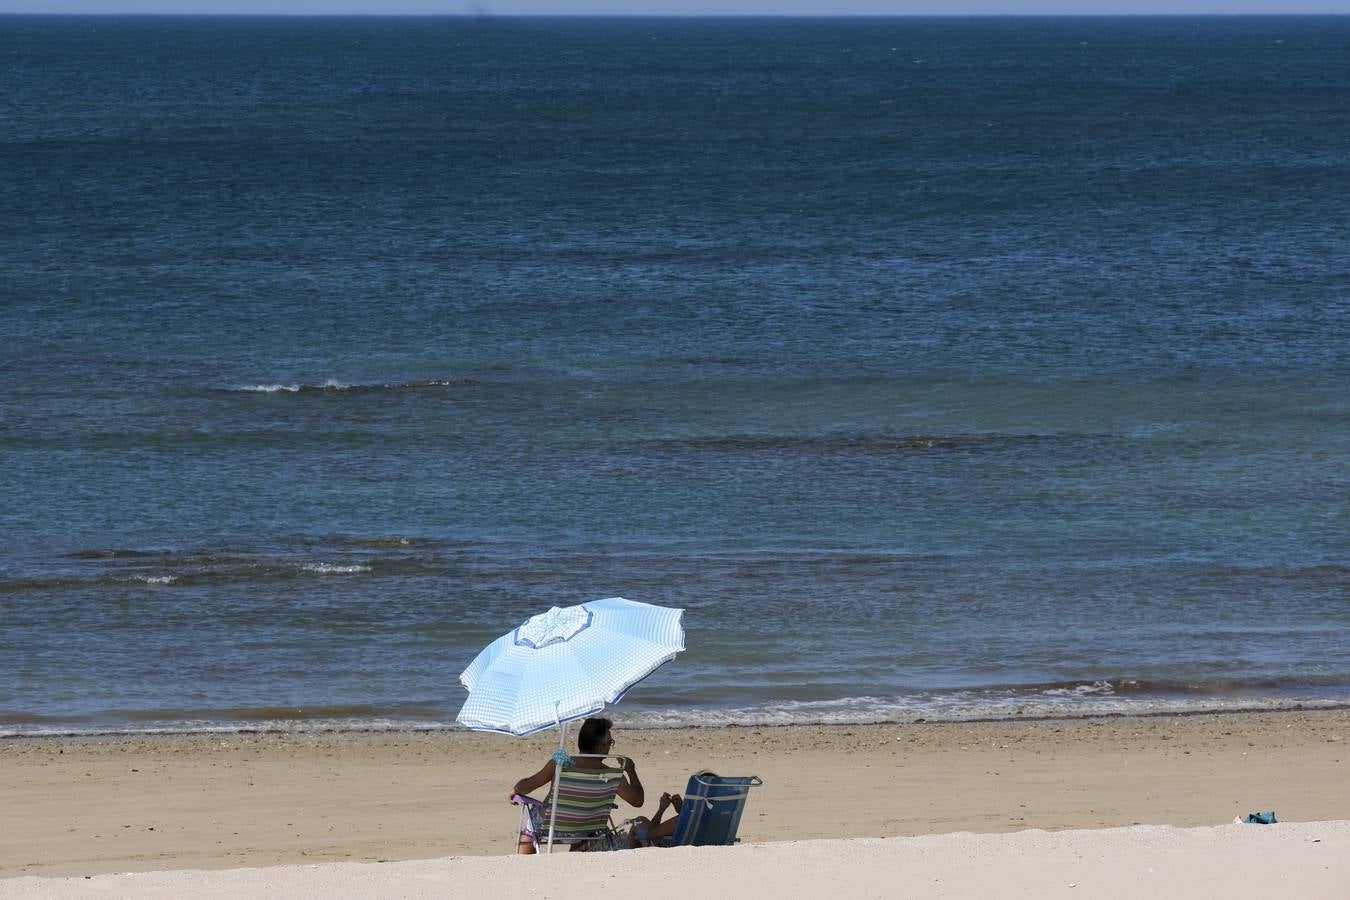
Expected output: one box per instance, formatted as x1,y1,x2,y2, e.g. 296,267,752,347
2,15,1348,736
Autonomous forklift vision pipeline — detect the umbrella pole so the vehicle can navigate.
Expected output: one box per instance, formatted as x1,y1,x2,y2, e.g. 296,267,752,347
546,718,567,854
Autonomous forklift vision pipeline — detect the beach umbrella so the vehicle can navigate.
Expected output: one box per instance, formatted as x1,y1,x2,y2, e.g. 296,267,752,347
456,596,685,852
457,596,684,736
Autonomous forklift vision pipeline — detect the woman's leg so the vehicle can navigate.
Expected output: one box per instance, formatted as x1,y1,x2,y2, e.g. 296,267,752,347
517,802,542,854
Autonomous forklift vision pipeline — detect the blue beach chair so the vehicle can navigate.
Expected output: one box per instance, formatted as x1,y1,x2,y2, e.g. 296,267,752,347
656,773,764,847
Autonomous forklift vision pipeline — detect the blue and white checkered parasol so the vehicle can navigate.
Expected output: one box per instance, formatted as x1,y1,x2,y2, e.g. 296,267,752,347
456,597,685,736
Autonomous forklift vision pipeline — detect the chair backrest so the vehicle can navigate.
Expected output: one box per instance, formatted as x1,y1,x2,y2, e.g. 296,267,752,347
545,755,626,845
667,773,763,847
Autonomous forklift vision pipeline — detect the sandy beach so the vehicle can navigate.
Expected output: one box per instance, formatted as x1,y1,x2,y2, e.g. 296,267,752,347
2,821,1348,899
2,708,1347,895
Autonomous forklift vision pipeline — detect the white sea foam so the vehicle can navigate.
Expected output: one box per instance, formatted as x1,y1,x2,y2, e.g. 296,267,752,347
1042,680,1117,697
120,574,178,585
0,718,445,739
4,695,1347,740
301,563,372,575
235,380,353,393
614,693,1350,730
231,378,469,394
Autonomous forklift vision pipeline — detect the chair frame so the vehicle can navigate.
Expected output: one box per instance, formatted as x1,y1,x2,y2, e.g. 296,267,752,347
513,753,629,854
660,773,764,847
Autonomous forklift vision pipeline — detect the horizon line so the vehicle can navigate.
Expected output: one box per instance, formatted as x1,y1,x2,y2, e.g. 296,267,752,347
3,10,1348,15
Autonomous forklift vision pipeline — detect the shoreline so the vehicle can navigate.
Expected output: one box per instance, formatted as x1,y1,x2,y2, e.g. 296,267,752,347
2,708,1346,879
5,698,1349,741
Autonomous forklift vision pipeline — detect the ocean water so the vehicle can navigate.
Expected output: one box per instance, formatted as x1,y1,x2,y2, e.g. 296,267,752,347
2,15,1348,736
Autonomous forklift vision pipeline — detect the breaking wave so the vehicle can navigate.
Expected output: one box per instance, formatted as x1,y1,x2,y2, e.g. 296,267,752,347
300,563,373,575
230,378,475,394
6,680,1349,739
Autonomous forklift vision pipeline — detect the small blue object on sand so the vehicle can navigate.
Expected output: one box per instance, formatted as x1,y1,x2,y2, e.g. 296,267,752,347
1244,811,1277,824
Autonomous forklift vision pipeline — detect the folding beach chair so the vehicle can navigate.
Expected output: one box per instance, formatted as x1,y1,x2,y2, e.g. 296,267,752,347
512,754,628,853
656,773,764,847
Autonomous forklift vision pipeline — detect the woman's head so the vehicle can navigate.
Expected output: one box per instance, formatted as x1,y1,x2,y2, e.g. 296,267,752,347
577,716,614,754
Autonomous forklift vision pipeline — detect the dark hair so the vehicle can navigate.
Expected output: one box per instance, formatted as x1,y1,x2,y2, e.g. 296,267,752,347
577,716,613,754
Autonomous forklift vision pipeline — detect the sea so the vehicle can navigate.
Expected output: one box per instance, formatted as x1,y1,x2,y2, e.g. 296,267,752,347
2,15,1348,738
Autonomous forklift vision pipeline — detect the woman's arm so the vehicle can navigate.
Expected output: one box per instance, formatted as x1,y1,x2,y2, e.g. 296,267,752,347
509,759,556,802
617,757,644,807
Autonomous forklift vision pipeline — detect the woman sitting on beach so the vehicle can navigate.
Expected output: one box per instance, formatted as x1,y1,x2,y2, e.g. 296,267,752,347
509,716,644,854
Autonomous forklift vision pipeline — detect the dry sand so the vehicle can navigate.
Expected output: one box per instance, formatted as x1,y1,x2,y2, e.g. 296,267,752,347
2,709,1348,896
2,822,1348,899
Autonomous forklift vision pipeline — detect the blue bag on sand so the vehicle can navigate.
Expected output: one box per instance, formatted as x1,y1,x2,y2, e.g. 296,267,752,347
1244,811,1277,824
